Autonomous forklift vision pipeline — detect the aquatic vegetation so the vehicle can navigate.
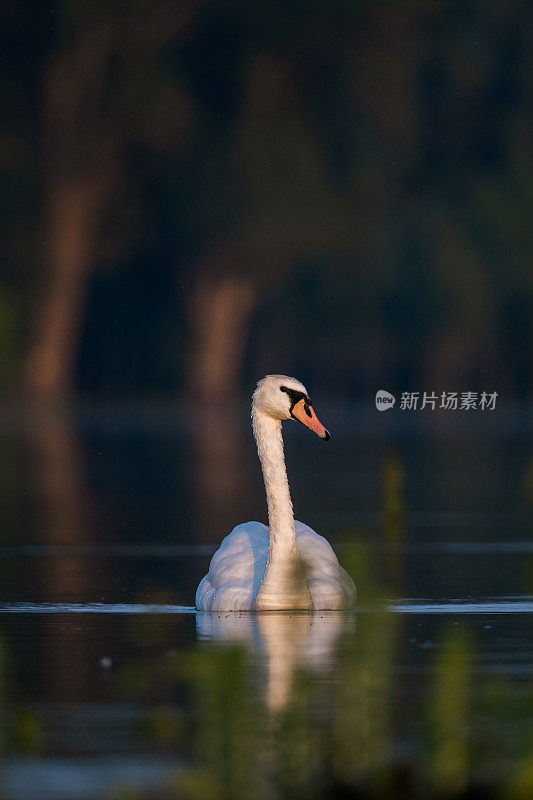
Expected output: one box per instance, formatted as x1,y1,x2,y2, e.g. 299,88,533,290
381,448,407,546
427,629,472,797
169,618,533,800
179,645,263,800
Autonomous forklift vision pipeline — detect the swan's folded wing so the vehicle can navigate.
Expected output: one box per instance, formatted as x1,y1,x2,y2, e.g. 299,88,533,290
195,522,269,611
295,520,356,609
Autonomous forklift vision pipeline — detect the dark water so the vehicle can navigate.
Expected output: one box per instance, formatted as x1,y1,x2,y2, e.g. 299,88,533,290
0,404,531,799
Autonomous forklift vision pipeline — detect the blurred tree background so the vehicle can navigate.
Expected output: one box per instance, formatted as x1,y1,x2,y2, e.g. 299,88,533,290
1,0,532,404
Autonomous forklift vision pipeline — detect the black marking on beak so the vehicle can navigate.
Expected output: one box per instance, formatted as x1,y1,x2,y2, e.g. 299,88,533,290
323,429,331,441
280,386,312,417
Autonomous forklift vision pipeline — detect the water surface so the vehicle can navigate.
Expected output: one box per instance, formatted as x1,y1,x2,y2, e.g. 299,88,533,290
0,404,531,799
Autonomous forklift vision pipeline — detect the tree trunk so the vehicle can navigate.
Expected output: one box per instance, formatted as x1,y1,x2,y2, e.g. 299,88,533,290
187,258,257,549
187,255,256,403
24,178,106,400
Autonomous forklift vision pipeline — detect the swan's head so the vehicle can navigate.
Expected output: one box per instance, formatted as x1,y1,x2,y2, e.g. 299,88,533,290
252,375,330,440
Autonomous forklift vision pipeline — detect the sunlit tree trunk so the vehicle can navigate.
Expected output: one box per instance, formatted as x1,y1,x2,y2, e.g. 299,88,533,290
187,251,256,403
187,251,257,552
24,177,108,400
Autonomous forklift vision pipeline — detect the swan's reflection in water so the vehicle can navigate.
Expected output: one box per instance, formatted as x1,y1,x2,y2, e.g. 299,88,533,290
196,611,355,712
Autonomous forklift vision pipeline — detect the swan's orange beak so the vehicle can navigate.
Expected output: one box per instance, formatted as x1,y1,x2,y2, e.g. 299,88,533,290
291,398,331,440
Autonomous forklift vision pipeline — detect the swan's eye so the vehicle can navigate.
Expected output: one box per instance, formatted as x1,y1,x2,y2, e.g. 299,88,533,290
303,403,312,417
280,386,288,393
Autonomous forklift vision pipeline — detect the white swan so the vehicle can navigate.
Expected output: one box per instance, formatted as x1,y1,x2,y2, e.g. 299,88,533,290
195,375,356,611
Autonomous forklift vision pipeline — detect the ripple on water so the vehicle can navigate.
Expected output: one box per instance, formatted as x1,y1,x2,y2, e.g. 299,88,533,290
0,599,531,614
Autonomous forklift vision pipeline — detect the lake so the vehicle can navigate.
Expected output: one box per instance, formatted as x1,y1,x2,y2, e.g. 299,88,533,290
0,402,531,799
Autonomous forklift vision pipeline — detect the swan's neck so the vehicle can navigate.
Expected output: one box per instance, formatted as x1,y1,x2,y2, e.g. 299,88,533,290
252,409,295,551
252,408,311,610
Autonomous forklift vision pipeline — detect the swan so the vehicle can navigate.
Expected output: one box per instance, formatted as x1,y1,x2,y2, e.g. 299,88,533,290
195,375,356,611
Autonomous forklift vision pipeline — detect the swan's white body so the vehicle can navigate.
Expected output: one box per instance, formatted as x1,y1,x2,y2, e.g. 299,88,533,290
195,375,356,611
196,519,355,611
